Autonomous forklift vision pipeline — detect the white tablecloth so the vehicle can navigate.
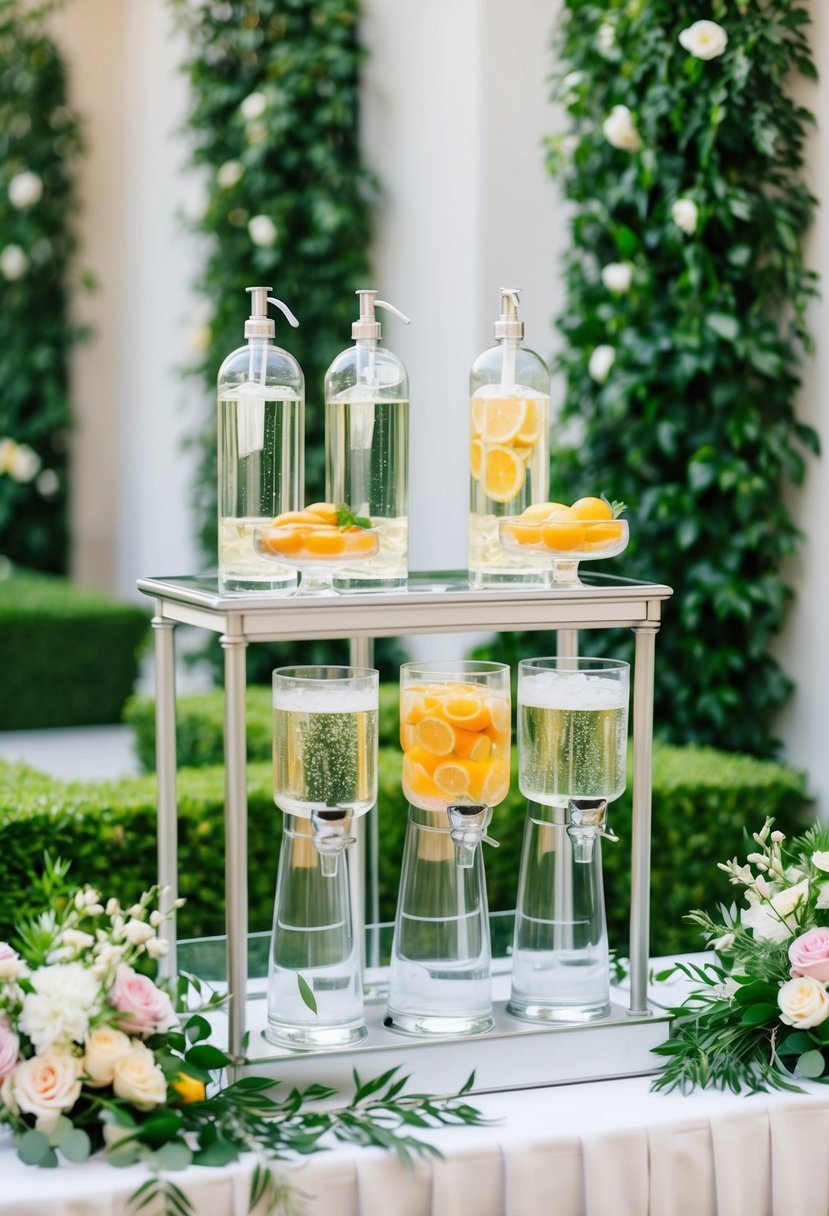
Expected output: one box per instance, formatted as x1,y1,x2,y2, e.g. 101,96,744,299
3,1074,829,1215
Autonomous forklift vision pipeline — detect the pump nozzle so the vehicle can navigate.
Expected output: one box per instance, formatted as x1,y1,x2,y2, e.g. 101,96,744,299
351,289,411,341
494,287,524,341
244,286,300,340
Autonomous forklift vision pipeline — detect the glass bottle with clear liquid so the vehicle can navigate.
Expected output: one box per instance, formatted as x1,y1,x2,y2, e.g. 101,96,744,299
266,665,378,1050
324,290,410,592
509,657,629,1023
468,288,551,589
217,287,304,593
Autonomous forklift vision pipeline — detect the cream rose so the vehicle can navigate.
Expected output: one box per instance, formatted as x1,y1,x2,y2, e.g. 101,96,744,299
0,245,28,281
217,159,244,189
678,20,728,61
601,262,633,293
248,214,278,247
83,1026,132,1087
672,198,699,235
112,1042,167,1109
588,345,616,384
602,105,641,153
240,91,267,121
11,1052,82,1132
812,851,829,873
8,170,43,209
778,975,829,1029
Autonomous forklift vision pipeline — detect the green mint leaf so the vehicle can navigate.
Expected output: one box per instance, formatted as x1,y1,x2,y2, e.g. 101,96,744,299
297,972,318,1015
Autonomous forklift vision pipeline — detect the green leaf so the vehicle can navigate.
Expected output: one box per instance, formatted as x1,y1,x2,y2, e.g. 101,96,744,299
59,1128,92,1163
18,1130,59,1168
796,1049,826,1079
739,1003,779,1026
193,1138,240,1167
777,1031,815,1056
155,1141,194,1172
297,972,318,1015
706,314,740,342
46,1115,75,1147
185,1014,212,1043
185,1043,231,1070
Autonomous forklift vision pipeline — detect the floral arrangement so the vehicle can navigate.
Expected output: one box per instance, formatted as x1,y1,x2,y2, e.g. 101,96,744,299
546,0,818,756
0,860,486,1215
654,820,829,1093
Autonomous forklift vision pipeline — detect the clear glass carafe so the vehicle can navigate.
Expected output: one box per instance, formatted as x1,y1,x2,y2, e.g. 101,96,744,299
508,657,629,1022
266,665,378,1048
386,659,511,1035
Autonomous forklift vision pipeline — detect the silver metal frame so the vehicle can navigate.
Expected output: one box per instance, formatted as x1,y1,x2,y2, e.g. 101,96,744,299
139,571,671,1059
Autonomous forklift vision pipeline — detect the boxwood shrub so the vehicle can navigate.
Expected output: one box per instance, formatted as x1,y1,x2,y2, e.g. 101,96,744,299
0,570,150,728
0,742,811,959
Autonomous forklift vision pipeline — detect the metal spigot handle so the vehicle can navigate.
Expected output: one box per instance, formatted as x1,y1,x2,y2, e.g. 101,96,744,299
446,804,496,870
310,808,356,878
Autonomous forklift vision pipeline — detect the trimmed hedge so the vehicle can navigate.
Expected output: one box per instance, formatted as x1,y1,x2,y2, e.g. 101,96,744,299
0,741,811,958
0,571,150,728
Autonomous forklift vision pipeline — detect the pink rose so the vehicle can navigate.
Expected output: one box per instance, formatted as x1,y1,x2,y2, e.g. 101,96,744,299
789,927,829,983
11,1052,82,1133
0,942,24,982
0,1019,19,1078
108,965,177,1038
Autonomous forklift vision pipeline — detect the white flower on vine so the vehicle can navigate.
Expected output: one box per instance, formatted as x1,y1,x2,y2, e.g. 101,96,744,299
679,20,728,61
742,879,809,943
8,170,43,209
812,851,829,873
20,963,100,1053
0,245,28,281
601,262,633,293
596,22,616,57
248,214,278,247
816,882,829,910
240,91,267,122
217,160,244,189
588,345,616,384
672,197,699,235
245,121,268,145
602,105,641,153
7,443,41,483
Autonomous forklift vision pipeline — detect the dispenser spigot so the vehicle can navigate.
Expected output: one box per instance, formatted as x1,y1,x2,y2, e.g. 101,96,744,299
446,804,499,869
566,798,617,864
494,287,525,340
310,808,356,878
351,289,411,341
244,287,300,340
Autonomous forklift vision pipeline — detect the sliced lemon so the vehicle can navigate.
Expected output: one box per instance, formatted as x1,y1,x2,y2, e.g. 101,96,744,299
414,716,456,757
442,695,491,732
482,444,525,503
515,398,542,444
481,762,510,807
478,396,528,444
400,723,417,752
403,755,441,803
452,726,492,761
434,760,472,797
470,437,483,480
400,690,440,725
486,695,511,736
470,397,485,435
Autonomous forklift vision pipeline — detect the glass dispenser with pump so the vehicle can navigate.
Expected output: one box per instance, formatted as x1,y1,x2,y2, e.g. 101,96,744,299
217,286,304,593
468,288,551,589
324,290,411,592
386,660,510,1036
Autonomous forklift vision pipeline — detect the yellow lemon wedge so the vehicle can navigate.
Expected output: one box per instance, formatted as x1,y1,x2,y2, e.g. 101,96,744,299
478,396,528,444
470,437,483,480
482,444,525,503
414,716,456,757
515,398,542,445
442,695,491,732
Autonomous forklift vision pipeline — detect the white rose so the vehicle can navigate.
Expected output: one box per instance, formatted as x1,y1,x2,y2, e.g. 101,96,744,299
146,937,169,960
8,443,41,483
11,1053,82,1133
0,244,28,281
772,879,810,920
742,879,809,943
217,159,244,189
588,344,616,384
8,170,43,209
712,932,735,953
62,929,95,952
778,975,829,1029
20,962,101,1053
601,262,633,293
124,918,154,947
83,1026,131,1087
240,91,267,121
596,22,616,57
248,214,278,247
602,105,641,153
35,469,59,499
812,851,829,873
112,1042,167,1109
678,20,728,61
672,198,699,235
816,882,829,911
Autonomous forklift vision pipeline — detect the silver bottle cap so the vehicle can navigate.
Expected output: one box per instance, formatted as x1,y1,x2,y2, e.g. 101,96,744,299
351,289,411,340
244,286,299,340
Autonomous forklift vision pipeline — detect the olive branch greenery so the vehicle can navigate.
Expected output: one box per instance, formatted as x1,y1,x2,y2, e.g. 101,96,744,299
544,0,819,756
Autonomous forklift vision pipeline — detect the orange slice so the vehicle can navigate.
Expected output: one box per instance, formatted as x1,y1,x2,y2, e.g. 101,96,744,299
515,399,542,444
470,438,483,480
585,520,624,545
434,760,472,798
404,745,442,776
414,716,456,757
304,501,339,525
400,690,440,725
571,496,613,521
304,528,346,556
400,723,417,752
481,762,510,807
486,696,511,736
403,755,441,803
479,397,527,443
442,695,490,732
482,444,525,503
452,726,492,761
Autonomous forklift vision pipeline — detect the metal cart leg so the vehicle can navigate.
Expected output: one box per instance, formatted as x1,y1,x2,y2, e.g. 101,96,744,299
152,609,178,983
349,637,375,976
628,624,658,1016
221,628,249,1059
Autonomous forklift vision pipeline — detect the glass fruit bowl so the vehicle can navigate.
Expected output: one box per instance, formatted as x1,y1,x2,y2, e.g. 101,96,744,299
255,516,380,596
498,515,629,587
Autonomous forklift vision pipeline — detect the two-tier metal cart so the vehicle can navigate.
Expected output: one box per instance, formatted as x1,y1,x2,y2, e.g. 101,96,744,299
138,570,673,1091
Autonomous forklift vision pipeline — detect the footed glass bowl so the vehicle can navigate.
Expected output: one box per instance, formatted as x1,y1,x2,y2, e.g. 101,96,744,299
255,521,380,596
499,516,629,587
